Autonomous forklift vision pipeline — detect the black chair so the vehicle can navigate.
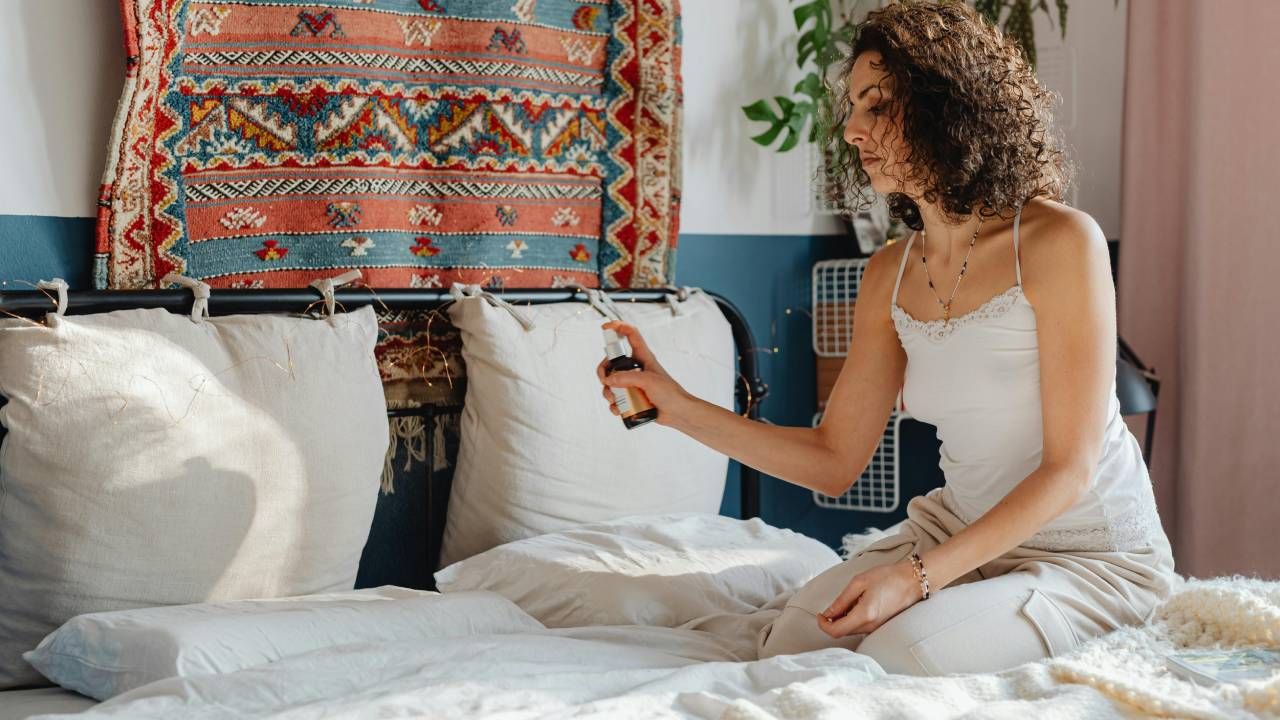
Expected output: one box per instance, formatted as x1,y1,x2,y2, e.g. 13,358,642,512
1115,337,1160,467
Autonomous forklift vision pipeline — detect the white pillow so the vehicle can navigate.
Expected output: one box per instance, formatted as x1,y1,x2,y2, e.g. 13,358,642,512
0,306,389,688
440,290,735,566
435,513,841,628
24,587,543,700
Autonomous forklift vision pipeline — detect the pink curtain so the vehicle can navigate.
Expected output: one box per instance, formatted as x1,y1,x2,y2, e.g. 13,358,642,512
1120,0,1280,578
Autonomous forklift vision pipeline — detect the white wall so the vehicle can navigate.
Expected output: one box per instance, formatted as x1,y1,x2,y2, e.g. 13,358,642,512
680,0,843,236
0,0,122,217
1032,0,1128,237
680,0,1128,237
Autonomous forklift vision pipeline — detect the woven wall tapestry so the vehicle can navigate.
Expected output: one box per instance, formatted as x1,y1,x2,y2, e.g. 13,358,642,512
95,0,681,293
598,0,681,288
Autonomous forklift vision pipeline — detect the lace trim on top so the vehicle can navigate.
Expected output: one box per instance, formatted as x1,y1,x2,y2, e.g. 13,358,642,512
940,485,1162,553
892,285,1024,343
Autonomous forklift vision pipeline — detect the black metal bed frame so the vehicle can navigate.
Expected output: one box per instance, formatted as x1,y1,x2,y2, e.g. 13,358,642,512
0,287,768,580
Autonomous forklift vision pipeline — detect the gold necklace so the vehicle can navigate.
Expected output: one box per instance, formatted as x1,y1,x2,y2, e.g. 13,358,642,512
919,217,983,324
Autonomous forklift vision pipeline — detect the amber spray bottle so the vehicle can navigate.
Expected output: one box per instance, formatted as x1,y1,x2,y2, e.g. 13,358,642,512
603,328,659,429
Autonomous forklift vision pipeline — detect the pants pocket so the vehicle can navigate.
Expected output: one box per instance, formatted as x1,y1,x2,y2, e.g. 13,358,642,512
896,589,1081,675
1020,589,1080,657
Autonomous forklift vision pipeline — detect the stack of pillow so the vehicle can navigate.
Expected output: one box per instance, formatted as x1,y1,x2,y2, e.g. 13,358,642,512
0,284,840,702
0,298,390,689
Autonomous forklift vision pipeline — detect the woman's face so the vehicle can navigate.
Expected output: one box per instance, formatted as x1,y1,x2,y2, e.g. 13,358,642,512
842,50,909,195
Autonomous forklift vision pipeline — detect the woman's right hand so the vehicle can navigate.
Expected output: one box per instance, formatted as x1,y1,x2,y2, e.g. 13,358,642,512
596,322,692,426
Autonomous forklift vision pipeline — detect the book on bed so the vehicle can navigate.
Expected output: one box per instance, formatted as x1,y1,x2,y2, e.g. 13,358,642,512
1165,648,1280,686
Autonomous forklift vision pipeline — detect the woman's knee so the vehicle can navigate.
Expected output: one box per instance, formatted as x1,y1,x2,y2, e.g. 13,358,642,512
857,588,1063,676
757,603,861,659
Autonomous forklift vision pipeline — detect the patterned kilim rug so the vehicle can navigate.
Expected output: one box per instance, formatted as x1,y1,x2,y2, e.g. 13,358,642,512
95,0,680,292
94,0,682,413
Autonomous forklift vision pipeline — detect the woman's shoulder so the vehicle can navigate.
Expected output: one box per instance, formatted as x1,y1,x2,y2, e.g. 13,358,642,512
1017,198,1108,263
863,235,913,297
1016,198,1112,302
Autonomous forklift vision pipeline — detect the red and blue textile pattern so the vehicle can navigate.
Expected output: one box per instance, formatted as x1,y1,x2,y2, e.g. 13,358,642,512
599,0,681,288
95,0,680,291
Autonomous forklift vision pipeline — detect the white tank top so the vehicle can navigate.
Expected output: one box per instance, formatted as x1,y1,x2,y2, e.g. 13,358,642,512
890,207,1163,552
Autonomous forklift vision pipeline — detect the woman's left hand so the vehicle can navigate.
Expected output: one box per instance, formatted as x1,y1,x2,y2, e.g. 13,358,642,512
817,559,923,638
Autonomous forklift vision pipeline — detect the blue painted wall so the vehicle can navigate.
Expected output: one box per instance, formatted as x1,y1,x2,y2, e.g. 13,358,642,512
0,217,940,551
0,216,94,290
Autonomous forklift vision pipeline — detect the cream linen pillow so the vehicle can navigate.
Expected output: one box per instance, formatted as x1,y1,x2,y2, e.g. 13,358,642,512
436,513,841,628
439,289,734,566
24,587,542,700
0,305,389,688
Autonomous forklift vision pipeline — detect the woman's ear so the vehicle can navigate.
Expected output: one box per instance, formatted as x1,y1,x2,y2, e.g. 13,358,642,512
886,192,924,231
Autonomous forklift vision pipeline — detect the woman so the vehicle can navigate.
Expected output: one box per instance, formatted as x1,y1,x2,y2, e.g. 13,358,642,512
597,2,1174,676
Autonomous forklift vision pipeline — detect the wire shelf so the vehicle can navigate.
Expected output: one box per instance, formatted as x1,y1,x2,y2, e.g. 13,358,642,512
811,408,904,513
812,258,867,357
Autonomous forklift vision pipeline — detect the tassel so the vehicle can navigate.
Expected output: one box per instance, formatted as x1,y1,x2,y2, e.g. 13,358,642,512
431,414,450,472
379,414,430,495
380,443,396,496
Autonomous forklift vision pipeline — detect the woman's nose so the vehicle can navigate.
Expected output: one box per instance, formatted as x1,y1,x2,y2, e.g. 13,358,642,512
843,114,866,147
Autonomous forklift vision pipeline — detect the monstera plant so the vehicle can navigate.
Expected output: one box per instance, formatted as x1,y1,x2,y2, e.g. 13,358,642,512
743,0,1071,155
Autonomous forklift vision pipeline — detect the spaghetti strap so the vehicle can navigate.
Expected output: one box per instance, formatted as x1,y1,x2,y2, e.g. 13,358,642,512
891,233,916,307
1012,204,1024,287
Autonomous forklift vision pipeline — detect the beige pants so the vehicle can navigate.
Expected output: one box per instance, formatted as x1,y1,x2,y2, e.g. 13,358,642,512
754,491,1175,676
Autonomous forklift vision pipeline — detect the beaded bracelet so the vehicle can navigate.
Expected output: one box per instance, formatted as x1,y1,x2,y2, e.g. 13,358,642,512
908,552,931,600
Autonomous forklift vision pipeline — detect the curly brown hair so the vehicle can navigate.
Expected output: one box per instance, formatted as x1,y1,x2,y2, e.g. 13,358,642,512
823,1,1072,229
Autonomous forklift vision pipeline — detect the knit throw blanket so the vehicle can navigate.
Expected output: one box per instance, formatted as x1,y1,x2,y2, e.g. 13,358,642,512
94,0,680,291
1046,576,1280,718
830,529,1279,718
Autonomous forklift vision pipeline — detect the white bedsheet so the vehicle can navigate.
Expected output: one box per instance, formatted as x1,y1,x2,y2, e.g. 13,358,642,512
24,623,1139,720
28,587,1279,719
28,627,887,720
29,576,1278,720
20,505,1274,720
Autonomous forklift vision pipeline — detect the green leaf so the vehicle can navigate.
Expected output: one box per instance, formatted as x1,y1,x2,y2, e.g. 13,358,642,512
794,0,831,68
1056,0,1069,38
794,72,823,101
778,100,815,151
832,20,858,45
792,0,821,32
815,29,852,71
742,96,812,151
741,99,780,123
1003,0,1036,68
777,129,802,153
743,99,785,147
796,26,831,68
974,0,1004,25
750,122,785,148
787,101,814,131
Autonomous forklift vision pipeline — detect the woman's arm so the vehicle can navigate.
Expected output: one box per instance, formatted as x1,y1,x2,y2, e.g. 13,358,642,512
819,204,1118,638
598,245,908,498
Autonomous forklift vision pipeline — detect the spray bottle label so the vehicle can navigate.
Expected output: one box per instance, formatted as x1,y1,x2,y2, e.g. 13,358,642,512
611,387,633,414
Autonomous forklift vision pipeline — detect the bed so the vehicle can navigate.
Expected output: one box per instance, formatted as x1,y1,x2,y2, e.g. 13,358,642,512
0,285,770,717
0,287,1275,720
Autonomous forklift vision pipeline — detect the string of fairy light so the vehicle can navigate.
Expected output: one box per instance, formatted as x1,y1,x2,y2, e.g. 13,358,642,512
1,276,818,426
